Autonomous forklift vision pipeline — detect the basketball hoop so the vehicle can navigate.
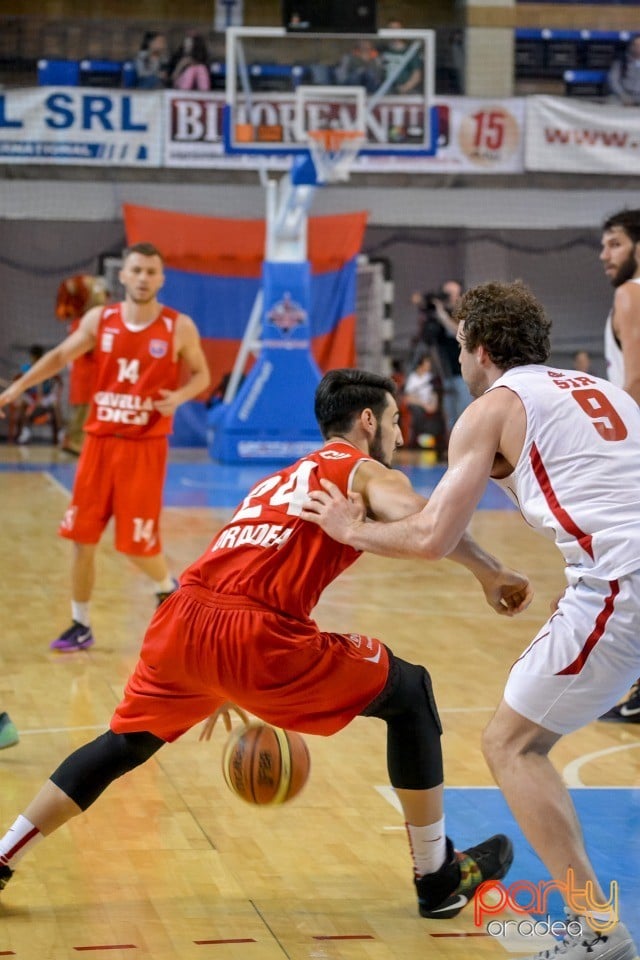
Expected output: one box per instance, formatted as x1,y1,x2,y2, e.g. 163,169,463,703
306,128,365,184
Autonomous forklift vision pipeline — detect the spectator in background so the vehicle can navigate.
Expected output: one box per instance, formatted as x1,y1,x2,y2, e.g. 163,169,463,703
381,19,424,95
441,30,464,95
404,351,444,457
171,33,211,91
411,292,447,383
390,357,406,394
573,349,592,374
607,34,640,106
135,31,169,90
405,352,439,417
436,280,472,430
412,281,471,436
13,345,63,446
335,39,384,93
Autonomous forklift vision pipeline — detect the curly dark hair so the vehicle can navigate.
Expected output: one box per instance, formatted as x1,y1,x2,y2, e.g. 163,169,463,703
456,280,551,370
315,368,396,439
602,208,640,245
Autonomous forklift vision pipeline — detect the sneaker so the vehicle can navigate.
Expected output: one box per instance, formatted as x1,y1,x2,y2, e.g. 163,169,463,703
155,578,179,607
0,864,13,891
599,680,640,722
50,621,95,652
416,833,513,919
16,426,31,445
60,442,81,457
0,712,18,750
520,913,637,959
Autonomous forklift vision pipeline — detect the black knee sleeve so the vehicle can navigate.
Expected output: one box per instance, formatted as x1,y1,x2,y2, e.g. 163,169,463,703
361,652,443,790
50,730,164,811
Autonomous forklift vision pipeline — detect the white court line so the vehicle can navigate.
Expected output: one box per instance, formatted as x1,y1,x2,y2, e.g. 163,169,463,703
562,741,640,788
43,470,71,497
11,724,107,737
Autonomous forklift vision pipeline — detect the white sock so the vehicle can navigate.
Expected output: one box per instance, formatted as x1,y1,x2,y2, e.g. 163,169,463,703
71,602,90,627
0,815,43,868
406,817,447,878
154,576,176,594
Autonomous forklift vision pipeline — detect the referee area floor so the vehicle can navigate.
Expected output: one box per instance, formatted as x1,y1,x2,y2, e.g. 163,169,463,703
0,443,638,958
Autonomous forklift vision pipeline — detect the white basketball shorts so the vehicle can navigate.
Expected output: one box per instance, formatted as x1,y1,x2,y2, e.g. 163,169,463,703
504,570,640,734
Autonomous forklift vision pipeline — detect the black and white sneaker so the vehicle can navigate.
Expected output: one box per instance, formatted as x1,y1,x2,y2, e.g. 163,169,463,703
0,864,13,891
600,680,640,722
155,578,179,607
416,833,514,919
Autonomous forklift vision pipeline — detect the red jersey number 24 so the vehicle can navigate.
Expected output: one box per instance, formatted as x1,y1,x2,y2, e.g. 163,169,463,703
232,460,319,522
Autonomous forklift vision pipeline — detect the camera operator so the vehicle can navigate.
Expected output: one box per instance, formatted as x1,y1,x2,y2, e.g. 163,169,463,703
411,281,471,435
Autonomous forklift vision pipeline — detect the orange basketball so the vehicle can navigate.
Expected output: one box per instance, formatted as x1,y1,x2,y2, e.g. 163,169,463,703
222,722,310,805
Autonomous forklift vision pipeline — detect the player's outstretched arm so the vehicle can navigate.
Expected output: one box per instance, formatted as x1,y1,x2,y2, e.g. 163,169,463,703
303,402,494,558
302,394,532,614
0,309,99,415
452,537,533,616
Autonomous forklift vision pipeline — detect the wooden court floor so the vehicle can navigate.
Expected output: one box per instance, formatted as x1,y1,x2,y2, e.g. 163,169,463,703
0,445,638,960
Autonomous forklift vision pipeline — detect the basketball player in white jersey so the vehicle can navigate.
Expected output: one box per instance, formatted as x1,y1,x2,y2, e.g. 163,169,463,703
599,209,640,722
303,280,640,960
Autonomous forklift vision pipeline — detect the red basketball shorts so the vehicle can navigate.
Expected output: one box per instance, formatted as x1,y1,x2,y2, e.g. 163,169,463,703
58,433,168,556
111,585,390,742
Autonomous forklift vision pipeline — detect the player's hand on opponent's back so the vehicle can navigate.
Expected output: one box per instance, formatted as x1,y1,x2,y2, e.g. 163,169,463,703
301,479,366,544
199,703,250,741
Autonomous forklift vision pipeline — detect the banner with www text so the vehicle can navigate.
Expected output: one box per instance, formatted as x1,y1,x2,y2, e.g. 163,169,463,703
525,95,640,174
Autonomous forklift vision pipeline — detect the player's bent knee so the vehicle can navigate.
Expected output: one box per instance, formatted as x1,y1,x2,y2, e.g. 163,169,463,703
363,654,442,729
50,730,164,811
362,653,444,790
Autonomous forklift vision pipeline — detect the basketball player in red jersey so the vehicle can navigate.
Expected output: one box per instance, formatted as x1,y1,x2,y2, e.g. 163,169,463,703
0,243,210,651
303,285,640,960
0,368,531,921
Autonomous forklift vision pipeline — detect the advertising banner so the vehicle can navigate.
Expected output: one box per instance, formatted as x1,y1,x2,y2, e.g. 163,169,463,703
526,95,640,174
0,88,161,165
164,92,525,174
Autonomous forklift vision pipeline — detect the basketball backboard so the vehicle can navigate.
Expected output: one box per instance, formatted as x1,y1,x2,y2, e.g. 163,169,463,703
223,26,437,158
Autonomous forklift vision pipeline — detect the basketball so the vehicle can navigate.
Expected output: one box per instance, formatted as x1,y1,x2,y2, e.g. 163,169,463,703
222,722,310,805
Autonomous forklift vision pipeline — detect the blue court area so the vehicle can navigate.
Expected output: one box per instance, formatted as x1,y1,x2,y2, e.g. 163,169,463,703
447,788,640,940
0,457,518,510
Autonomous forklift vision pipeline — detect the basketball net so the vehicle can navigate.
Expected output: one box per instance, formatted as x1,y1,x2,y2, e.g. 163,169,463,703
306,129,365,184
